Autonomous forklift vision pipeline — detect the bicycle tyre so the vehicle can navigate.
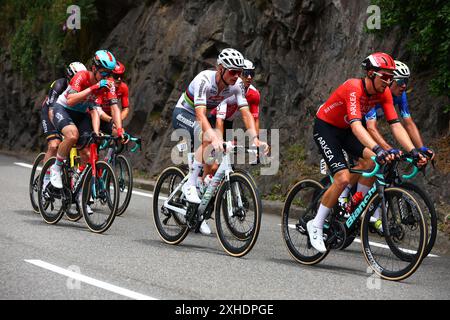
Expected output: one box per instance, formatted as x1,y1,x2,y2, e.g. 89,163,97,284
361,187,427,281
81,161,119,233
214,172,262,257
281,179,329,265
114,154,133,216
29,152,46,213
152,166,190,245
37,157,68,224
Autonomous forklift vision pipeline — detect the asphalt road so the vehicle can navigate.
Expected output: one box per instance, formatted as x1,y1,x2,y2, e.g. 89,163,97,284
1,153,449,301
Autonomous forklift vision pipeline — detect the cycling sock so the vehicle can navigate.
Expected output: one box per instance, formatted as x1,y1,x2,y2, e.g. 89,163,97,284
55,154,65,168
339,184,352,199
372,206,382,220
356,183,371,196
187,160,203,186
313,204,331,229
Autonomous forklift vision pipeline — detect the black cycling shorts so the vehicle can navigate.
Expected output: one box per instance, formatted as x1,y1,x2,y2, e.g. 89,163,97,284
41,103,62,141
52,103,93,148
313,117,365,175
100,120,114,135
172,107,203,151
207,114,233,140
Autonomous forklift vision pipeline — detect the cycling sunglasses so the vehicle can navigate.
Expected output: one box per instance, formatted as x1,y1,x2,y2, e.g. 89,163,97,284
373,71,394,84
243,70,255,78
96,68,111,78
394,78,409,86
227,69,242,76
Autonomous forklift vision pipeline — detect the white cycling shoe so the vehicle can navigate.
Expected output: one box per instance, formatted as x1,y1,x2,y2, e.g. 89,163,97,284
182,183,201,204
49,165,63,189
199,220,211,235
307,221,327,253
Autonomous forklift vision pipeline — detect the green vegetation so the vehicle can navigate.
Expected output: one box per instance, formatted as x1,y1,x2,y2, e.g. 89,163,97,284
0,0,99,79
370,0,450,111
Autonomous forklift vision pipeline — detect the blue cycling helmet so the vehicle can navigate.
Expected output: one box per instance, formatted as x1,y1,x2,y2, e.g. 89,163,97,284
92,50,116,70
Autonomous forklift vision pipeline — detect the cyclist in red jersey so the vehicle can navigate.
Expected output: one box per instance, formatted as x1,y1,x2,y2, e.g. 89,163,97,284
309,52,427,252
96,61,130,136
49,50,125,189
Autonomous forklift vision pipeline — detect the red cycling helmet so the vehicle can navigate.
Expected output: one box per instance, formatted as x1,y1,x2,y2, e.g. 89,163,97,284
361,52,396,71
113,61,125,75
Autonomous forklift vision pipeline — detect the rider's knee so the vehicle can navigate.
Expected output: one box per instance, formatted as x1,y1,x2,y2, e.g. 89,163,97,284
65,128,79,142
47,140,60,153
356,157,374,170
333,170,351,189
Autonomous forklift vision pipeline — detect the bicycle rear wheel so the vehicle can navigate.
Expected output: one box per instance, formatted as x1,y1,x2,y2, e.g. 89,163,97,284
37,158,69,224
114,155,133,216
81,161,119,233
29,152,45,213
361,187,427,281
281,179,329,265
152,166,190,244
214,172,262,257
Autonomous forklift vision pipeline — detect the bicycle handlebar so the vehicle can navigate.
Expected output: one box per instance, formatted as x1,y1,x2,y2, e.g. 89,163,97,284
360,156,382,178
400,157,420,180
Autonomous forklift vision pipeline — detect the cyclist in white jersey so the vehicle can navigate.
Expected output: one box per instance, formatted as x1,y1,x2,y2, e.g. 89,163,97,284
172,48,258,234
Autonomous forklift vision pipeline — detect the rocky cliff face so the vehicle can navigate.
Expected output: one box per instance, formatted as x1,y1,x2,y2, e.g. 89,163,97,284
1,0,449,205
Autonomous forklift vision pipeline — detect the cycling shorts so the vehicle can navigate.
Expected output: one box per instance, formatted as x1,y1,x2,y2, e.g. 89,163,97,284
172,107,203,151
100,120,114,135
52,103,93,148
207,114,233,141
313,117,365,175
41,103,62,141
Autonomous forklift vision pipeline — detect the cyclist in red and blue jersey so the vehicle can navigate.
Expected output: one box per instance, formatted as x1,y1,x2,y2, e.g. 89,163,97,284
365,60,435,160
96,61,130,136
309,52,427,252
49,50,124,189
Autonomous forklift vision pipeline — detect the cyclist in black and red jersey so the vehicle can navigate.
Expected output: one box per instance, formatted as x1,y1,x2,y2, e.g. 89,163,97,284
309,52,427,252
41,62,87,188
49,50,126,189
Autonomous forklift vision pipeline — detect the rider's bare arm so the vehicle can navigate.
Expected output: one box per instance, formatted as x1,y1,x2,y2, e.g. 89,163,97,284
389,122,416,152
366,119,393,150
350,121,379,150
402,117,425,148
90,108,100,135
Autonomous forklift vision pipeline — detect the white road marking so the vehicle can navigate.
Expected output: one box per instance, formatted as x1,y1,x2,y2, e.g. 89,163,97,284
15,162,38,170
284,224,439,258
25,259,157,300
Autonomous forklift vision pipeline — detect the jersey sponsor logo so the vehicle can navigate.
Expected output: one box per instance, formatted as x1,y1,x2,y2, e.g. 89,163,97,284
349,92,357,116
176,113,195,128
323,101,343,113
317,137,334,161
198,79,206,97
55,112,64,122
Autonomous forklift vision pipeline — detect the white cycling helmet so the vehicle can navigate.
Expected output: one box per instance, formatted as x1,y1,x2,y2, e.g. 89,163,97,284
217,48,245,70
393,60,410,79
243,59,255,70
66,61,87,79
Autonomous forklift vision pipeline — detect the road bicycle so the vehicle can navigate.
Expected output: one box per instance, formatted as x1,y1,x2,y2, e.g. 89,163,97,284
99,133,141,216
152,142,262,257
37,135,119,233
281,156,428,281
318,154,437,258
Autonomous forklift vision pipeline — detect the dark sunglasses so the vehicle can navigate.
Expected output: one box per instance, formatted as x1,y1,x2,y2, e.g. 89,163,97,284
373,71,394,84
243,70,255,78
112,73,124,81
96,68,111,78
227,69,242,76
394,78,408,86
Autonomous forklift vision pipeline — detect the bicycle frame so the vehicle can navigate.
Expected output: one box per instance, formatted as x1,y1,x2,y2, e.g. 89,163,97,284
163,147,237,222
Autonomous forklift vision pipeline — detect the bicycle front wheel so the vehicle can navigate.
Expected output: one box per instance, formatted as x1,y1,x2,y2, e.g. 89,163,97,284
114,155,133,216
361,187,427,281
281,179,329,265
29,152,45,213
81,161,119,233
214,172,262,257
